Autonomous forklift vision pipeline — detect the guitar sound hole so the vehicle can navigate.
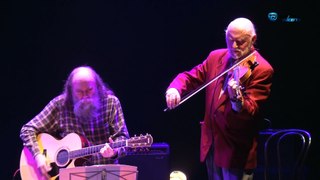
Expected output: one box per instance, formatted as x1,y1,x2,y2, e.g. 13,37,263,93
56,149,69,166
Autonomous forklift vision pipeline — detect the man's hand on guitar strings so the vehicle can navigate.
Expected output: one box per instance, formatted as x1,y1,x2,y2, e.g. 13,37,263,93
35,153,52,179
100,137,118,158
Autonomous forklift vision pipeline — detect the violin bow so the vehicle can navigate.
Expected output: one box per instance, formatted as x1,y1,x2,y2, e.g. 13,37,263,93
164,50,257,112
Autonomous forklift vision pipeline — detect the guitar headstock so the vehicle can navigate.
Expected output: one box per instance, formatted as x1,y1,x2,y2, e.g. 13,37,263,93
127,134,153,148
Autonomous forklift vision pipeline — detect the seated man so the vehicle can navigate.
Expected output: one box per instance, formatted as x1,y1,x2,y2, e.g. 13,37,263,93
20,65,130,179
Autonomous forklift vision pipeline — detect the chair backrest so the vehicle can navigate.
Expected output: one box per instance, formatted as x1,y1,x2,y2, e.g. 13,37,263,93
264,129,311,180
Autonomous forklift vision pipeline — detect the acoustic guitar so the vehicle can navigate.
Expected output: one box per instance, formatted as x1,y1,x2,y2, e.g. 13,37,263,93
20,133,153,180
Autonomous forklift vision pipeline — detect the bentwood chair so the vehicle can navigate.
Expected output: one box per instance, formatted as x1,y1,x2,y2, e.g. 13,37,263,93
263,129,311,180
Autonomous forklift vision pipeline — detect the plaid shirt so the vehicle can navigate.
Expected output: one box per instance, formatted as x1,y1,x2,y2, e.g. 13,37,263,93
20,93,130,165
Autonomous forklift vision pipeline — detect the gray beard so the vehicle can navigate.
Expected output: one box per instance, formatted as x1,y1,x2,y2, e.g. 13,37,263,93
73,97,100,122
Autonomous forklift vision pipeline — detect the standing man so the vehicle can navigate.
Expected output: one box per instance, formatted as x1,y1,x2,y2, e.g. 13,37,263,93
20,66,130,179
165,17,274,180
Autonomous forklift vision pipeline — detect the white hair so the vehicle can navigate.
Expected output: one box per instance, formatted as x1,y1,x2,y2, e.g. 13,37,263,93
225,17,256,37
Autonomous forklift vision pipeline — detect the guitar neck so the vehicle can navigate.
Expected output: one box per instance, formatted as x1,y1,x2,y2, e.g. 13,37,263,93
68,140,127,159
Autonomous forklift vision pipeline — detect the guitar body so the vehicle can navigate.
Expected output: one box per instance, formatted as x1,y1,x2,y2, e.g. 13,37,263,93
20,133,83,180
20,133,153,180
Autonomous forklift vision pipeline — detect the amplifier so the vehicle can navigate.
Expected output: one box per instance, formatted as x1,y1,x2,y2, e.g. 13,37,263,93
119,142,170,180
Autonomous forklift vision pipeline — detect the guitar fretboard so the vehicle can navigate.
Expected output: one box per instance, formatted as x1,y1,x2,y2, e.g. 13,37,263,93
68,140,127,158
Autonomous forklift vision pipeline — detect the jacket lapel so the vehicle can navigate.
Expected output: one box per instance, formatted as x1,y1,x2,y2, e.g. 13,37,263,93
212,55,232,111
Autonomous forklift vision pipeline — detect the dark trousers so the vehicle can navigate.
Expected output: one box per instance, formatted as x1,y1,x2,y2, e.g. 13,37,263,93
205,144,253,180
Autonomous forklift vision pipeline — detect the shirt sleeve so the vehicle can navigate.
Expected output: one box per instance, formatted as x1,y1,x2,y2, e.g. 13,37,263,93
107,95,130,158
20,96,61,157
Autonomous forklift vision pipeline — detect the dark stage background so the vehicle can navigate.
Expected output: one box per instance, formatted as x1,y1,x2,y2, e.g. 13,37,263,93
3,0,317,179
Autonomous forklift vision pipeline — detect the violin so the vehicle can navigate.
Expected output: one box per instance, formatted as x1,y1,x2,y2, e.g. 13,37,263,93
233,53,259,85
232,52,259,99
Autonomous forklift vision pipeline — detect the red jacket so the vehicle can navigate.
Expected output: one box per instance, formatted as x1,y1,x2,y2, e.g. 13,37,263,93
168,49,274,169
